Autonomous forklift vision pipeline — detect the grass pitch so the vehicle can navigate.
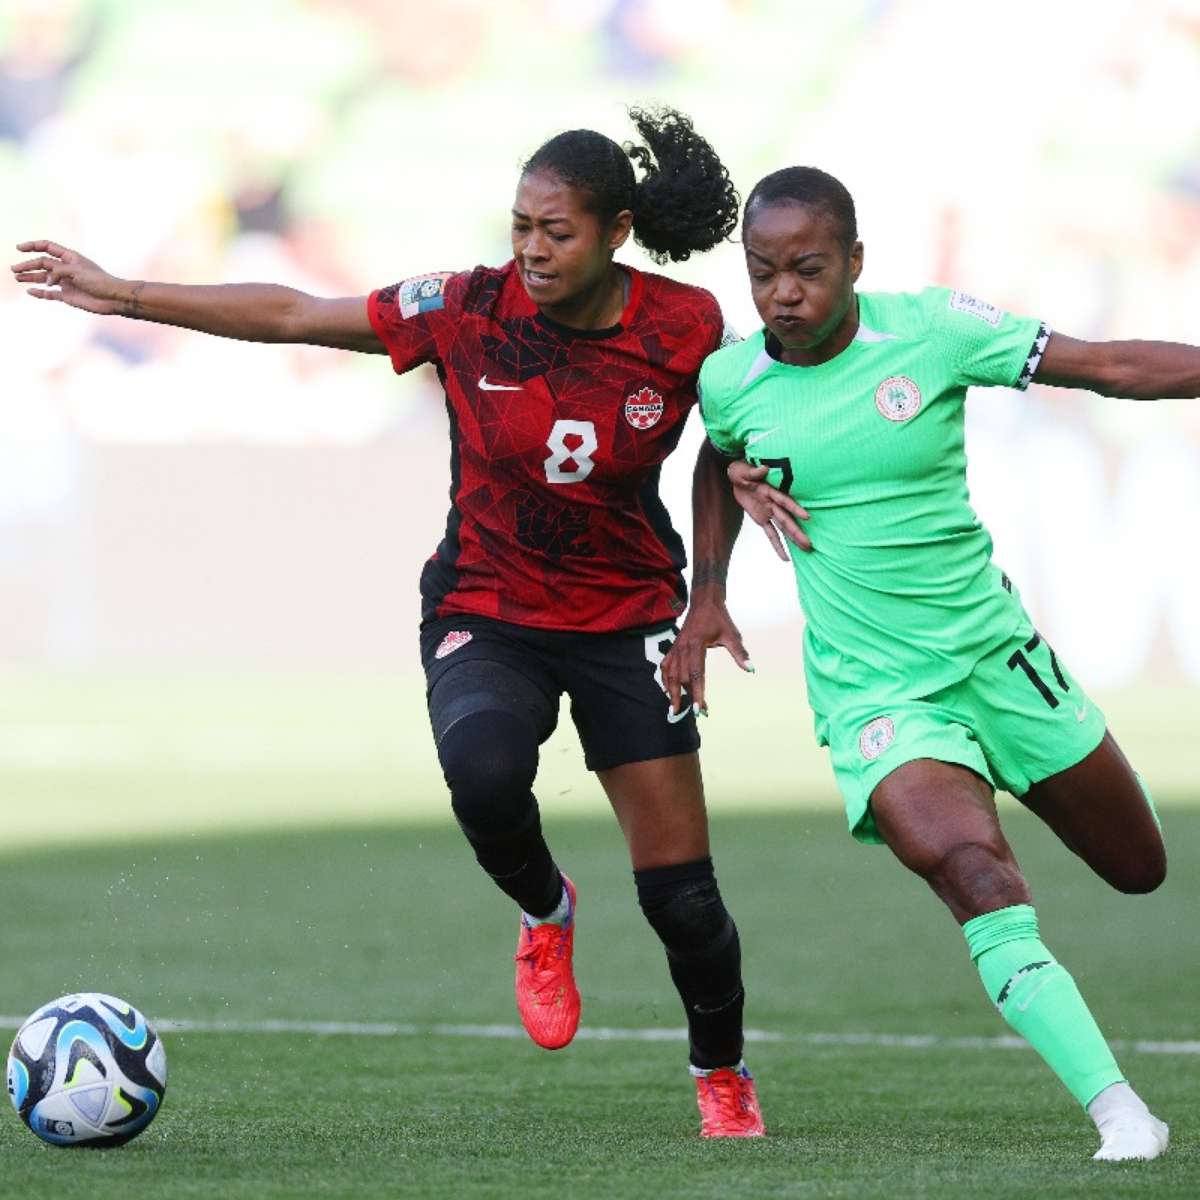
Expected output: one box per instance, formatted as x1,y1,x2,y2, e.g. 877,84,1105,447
1,808,1198,1198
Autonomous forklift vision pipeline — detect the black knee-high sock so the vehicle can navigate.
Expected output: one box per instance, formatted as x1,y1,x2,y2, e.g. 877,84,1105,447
460,804,563,918
439,710,563,917
635,858,744,1069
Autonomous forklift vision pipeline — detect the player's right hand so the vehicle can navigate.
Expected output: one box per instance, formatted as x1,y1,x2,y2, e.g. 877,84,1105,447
11,241,128,314
661,596,752,719
728,460,812,560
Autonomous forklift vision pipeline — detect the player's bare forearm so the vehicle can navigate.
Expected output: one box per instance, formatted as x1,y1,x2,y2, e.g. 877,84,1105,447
660,440,753,714
690,439,744,601
1036,334,1200,400
113,280,316,341
11,240,382,352
112,281,383,351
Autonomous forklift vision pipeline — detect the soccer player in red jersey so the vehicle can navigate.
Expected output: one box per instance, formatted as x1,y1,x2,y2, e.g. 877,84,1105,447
12,108,764,1138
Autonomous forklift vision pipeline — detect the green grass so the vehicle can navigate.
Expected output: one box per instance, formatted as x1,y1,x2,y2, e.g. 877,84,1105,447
1,667,1197,848
0,670,1197,1195
1,811,1198,1198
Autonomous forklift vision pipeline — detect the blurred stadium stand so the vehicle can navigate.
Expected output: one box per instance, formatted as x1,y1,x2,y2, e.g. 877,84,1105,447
2,0,1198,687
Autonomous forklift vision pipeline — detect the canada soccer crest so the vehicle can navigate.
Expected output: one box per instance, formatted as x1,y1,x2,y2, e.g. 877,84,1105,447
624,387,664,430
435,630,473,660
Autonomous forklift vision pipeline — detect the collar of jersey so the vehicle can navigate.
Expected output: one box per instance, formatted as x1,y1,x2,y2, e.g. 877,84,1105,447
532,265,643,341
762,326,869,373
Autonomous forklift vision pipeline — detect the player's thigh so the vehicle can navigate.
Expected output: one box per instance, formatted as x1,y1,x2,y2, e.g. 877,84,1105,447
598,752,710,871
1020,732,1166,893
966,621,1107,798
966,624,1165,891
870,758,1030,923
558,623,700,773
420,616,560,750
826,698,996,845
556,624,706,870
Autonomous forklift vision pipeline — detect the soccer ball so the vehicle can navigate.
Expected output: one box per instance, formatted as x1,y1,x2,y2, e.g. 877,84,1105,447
7,993,167,1148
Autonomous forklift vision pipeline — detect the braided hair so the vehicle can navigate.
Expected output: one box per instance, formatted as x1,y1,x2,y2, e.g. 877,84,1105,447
743,166,858,254
522,107,739,264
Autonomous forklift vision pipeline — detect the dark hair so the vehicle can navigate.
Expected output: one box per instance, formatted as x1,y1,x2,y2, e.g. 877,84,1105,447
522,107,739,264
744,166,858,253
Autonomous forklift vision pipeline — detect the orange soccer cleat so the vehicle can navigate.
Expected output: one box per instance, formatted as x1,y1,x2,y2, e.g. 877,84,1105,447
694,1064,766,1138
514,874,580,1050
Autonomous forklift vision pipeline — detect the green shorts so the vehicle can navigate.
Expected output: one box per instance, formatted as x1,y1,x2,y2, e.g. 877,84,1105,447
820,613,1108,844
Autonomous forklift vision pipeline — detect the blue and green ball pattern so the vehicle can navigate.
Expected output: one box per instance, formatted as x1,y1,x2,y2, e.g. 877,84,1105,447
6,993,166,1148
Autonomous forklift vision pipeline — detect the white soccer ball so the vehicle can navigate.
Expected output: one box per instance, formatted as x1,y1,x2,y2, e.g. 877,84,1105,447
7,993,167,1147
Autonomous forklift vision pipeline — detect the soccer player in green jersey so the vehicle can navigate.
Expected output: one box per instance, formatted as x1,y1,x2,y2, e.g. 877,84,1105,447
663,166,1200,1163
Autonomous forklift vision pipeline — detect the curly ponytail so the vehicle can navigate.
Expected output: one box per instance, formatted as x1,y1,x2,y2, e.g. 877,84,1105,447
522,107,739,265
624,106,739,263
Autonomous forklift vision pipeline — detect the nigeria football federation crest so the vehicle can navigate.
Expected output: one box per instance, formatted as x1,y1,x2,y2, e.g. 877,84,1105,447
874,376,921,422
859,716,895,761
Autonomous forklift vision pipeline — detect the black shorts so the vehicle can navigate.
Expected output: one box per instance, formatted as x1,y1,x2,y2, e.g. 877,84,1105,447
419,614,700,772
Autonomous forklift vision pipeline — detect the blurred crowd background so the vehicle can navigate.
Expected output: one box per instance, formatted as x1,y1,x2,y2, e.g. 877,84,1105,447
2,0,1199,688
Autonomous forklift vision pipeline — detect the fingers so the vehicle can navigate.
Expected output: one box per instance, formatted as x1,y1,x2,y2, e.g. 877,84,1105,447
11,245,76,293
11,253,77,292
770,507,813,552
25,288,63,302
686,657,706,716
661,636,706,717
739,480,813,553
15,240,71,258
660,644,689,718
758,515,790,561
737,478,806,520
729,461,769,484
11,255,57,274
771,489,810,523
719,628,754,674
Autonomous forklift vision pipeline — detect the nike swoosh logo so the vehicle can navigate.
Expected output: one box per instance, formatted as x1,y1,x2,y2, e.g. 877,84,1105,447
745,426,781,447
1015,973,1056,1013
478,375,523,391
1075,704,1088,723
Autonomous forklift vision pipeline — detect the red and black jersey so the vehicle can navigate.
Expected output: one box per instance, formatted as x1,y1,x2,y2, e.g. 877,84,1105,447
368,260,725,633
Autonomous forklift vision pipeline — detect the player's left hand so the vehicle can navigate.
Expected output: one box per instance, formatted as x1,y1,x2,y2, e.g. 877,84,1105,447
662,595,752,719
728,460,812,560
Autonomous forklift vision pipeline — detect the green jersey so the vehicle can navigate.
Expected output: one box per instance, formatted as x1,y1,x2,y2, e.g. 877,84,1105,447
700,287,1049,715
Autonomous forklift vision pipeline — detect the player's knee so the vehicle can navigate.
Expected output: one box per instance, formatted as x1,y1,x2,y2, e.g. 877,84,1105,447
1109,843,1167,895
438,709,539,838
635,858,737,960
929,840,1028,913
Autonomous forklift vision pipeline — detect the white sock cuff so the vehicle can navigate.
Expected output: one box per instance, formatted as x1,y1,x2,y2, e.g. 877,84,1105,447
521,882,570,927
1087,1080,1148,1128
689,1059,747,1078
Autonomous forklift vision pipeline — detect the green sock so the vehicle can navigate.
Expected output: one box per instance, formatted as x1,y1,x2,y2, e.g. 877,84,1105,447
963,904,1124,1108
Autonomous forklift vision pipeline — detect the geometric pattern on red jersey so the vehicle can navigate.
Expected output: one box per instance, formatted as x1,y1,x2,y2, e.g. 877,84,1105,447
369,260,724,633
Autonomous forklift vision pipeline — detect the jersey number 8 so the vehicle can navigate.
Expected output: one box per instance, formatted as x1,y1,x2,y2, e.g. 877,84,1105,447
545,419,598,484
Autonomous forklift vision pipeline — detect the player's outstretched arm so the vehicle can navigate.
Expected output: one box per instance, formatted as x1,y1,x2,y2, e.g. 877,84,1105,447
662,440,757,718
10,240,384,354
1034,332,1200,399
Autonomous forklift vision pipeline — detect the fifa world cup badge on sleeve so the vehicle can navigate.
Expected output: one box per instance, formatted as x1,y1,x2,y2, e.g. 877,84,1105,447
949,290,1003,326
399,273,452,319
